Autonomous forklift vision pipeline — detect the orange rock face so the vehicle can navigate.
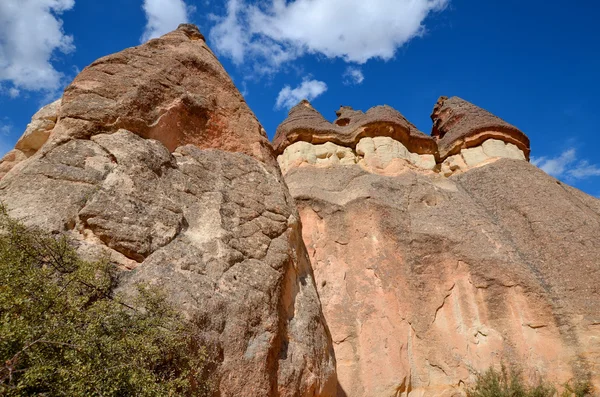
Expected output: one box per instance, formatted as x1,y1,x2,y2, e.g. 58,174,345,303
52,23,275,166
287,161,600,397
278,102,599,396
2,21,598,396
0,26,336,396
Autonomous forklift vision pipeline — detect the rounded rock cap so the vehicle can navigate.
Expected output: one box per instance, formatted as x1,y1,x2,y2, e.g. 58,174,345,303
431,96,530,160
273,100,438,156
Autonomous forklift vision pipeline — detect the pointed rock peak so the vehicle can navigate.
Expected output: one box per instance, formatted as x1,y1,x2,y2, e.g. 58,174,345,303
53,19,275,166
283,100,328,121
335,105,355,117
273,103,437,156
289,99,317,114
430,96,530,160
299,99,313,108
176,23,205,41
334,105,365,126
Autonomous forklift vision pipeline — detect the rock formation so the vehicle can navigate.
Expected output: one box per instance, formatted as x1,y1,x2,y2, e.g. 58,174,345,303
430,96,530,176
2,22,599,397
275,101,438,175
276,99,600,396
0,25,336,396
0,99,60,178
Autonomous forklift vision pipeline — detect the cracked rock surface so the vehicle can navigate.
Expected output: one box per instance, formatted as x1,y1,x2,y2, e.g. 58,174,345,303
0,25,336,397
284,159,600,396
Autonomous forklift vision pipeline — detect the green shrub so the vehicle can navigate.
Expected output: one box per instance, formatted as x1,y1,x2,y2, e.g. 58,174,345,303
562,380,594,397
467,364,594,397
0,208,211,396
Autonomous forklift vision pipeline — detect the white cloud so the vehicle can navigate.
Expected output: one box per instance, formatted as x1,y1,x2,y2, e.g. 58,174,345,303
532,148,600,180
0,0,75,95
240,81,249,97
343,66,365,85
141,0,191,42
531,149,576,177
567,160,600,179
276,79,327,110
0,124,11,136
210,0,449,72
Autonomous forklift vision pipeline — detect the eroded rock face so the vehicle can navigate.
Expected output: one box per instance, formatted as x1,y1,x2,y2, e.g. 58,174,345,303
285,159,600,397
431,96,530,160
275,100,530,179
277,101,599,396
440,139,526,176
273,101,438,157
0,25,336,396
50,23,274,166
277,137,437,175
0,99,61,178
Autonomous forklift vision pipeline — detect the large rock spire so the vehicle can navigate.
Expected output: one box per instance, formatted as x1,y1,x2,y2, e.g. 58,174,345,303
0,25,337,396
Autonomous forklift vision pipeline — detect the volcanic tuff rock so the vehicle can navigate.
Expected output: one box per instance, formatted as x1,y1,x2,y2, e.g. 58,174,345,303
431,96,531,160
277,101,600,396
0,25,336,396
2,20,599,397
50,23,274,166
0,99,60,178
273,100,438,156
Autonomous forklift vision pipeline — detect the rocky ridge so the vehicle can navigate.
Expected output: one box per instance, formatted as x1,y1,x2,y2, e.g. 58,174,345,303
1,23,599,397
275,97,530,179
277,99,600,396
0,25,336,397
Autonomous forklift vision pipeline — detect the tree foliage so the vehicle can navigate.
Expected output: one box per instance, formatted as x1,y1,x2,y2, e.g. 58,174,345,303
0,208,211,396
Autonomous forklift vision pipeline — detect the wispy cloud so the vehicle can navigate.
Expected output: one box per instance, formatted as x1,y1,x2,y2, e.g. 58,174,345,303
532,148,600,180
0,124,11,136
0,0,75,96
209,0,449,74
275,78,327,110
343,67,365,85
0,121,13,158
141,0,191,42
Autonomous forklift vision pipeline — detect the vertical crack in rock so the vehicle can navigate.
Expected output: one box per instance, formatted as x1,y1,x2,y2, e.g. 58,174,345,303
278,99,600,395
0,24,337,397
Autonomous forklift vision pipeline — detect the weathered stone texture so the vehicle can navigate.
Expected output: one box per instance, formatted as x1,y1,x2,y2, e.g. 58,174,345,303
0,25,336,397
49,24,275,166
431,96,530,160
284,159,600,396
277,137,437,176
273,101,438,157
0,99,61,178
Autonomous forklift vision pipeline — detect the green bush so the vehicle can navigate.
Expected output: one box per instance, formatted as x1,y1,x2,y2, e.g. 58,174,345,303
467,364,594,397
0,208,211,396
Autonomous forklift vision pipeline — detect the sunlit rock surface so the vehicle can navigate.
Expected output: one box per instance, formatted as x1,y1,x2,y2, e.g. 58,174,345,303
276,100,600,396
0,25,336,397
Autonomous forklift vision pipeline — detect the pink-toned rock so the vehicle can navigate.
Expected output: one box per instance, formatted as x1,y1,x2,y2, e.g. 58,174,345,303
50,23,275,166
431,96,530,160
0,149,27,179
15,99,61,155
277,96,599,396
0,25,336,396
285,160,600,396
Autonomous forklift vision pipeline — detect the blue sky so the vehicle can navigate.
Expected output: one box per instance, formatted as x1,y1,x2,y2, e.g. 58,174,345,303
0,0,599,197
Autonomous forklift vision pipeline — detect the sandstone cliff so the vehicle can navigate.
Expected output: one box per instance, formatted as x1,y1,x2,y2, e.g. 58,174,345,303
276,100,600,396
0,25,336,396
2,23,599,397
